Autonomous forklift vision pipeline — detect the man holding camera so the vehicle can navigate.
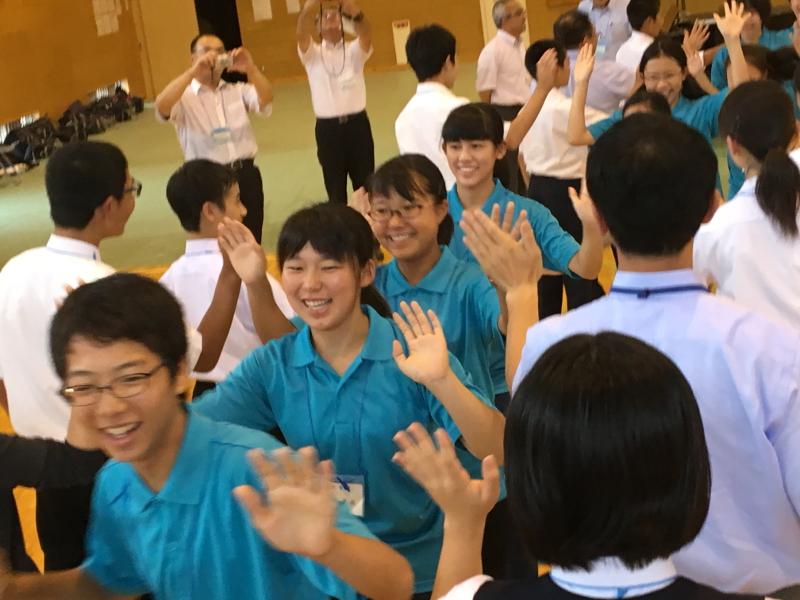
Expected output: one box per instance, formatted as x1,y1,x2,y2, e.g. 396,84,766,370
156,34,273,242
297,0,374,205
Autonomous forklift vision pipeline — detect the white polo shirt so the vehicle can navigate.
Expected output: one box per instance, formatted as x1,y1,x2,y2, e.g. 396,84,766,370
578,0,632,60
476,30,532,106
158,79,272,164
298,39,373,119
563,48,635,113
395,82,469,189
615,30,655,72
519,87,607,180
160,239,294,382
694,174,800,330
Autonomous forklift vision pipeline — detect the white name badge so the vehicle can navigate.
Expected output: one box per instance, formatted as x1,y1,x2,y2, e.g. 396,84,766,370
339,76,357,91
211,127,233,145
334,475,365,517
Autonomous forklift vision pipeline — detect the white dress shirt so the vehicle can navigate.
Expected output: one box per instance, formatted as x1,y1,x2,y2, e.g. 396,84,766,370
395,82,469,189
578,0,632,60
519,87,607,180
158,79,272,163
513,269,800,594
563,48,635,113
615,30,655,72
694,175,800,330
476,30,532,106
298,40,373,118
160,239,294,382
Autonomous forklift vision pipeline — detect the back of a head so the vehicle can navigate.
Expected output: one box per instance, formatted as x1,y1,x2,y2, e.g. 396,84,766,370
166,159,237,232
626,0,661,31
553,9,593,50
586,114,716,256
622,88,672,116
491,0,512,29
441,102,505,145
719,80,800,238
725,44,768,76
506,332,710,570
405,24,457,82
46,141,128,230
50,273,188,381
525,39,566,79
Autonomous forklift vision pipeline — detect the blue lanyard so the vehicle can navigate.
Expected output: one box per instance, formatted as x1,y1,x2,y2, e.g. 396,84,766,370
551,575,678,598
609,284,707,299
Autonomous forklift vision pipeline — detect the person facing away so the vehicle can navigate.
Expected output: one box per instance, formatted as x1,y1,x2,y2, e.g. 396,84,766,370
395,24,469,190
394,333,763,600
160,159,294,395
0,273,414,600
154,34,273,242
513,113,800,595
296,0,376,205
615,0,664,72
694,80,800,330
577,0,632,60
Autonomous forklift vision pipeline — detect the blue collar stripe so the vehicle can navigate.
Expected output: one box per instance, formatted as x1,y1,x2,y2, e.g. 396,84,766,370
609,284,707,299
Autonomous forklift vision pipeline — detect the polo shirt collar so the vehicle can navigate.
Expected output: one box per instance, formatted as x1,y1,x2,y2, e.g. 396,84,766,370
185,238,220,256
383,246,457,296
497,29,521,46
551,557,677,598
612,268,702,290
190,78,228,95
448,178,507,218
46,234,100,261
416,81,453,96
289,305,395,367
630,30,654,45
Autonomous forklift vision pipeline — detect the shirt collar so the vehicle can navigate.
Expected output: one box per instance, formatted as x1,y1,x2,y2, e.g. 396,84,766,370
447,179,507,220
496,29,521,46
289,305,395,367
416,81,454,96
631,30,654,44
612,269,703,290
184,238,221,256
551,558,677,598
190,78,227,95
383,246,458,296
322,38,345,50
46,234,100,261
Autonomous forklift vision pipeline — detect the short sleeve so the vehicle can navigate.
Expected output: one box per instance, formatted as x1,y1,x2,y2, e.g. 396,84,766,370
696,90,728,139
348,40,373,69
472,281,506,395
240,83,273,117
476,46,498,93
587,111,622,141
710,47,729,90
156,97,185,125
511,318,567,393
439,575,494,600
298,42,320,66
191,347,277,431
81,474,149,594
530,205,580,275
692,220,724,287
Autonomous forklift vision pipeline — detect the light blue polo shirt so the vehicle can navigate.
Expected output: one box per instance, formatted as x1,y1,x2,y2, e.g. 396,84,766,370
374,246,506,397
192,306,496,593
82,414,370,600
447,179,580,275
710,28,794,90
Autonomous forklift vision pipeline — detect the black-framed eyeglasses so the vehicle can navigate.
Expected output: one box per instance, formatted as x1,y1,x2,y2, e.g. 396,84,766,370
368,204,424,223
124,178,143,197
60,362,167,407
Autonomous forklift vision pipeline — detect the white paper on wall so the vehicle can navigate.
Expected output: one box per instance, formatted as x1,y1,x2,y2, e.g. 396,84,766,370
392,20,411,65
286,0,301,13
252,0,273,21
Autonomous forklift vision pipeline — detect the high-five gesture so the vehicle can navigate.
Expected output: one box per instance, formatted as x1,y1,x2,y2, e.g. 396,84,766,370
218,218,266,286
392,301,450,387
234,447,337,558
683,20,710,54
574,43,596,86
714,1,749,40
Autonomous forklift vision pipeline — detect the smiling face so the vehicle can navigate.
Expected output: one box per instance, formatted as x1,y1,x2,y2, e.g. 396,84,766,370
64,337,187,467
443,139,506,190
642,55,686,107
370,189,449,262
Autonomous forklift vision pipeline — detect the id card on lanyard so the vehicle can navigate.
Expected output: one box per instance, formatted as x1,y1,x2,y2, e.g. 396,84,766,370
334,475,365,517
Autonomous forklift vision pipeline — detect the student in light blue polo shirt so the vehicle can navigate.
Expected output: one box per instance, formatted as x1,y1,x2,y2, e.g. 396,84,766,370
1,273,413,600
439,103,604,294
193,202,505,598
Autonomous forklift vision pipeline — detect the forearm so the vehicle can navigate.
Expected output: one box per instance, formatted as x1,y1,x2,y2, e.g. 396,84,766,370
431,519,486,599
504,285,539,392
478,90,493,103
352,13,372,50
246,66,273,108
5,568,125,600
314,531,414,600
505,85,550,150
297,2,318,50
155,69,193,118
567,82,594,146
194,267,241,373
245,278,296,343
692,70,718,95
427,372,505,462
568,223,603,279
724,35,748,89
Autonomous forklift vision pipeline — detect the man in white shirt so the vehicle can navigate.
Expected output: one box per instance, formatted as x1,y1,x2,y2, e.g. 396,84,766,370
155,34,273,243
395,25,469,189
615,0,662,72
554,9,635,113
513,114,800,595
577,0,632,60
297,0,374,205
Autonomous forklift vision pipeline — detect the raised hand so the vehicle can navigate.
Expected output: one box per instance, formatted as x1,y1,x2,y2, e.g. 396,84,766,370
683,20,710,54
535,48,560,92
569,181,600,231
392,423,500,524
229,47,255,73
234,447,337,559
489,202,527,240
392,301,450,387
714,1,749,40
218,217,266,285
573,43,595,86
191,50,217,78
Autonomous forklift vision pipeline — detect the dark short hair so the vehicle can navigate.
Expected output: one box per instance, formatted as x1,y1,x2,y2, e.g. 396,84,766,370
586,114,717,255
639,34,686,73
166,160,238,232
441,102,505,145
190,33,222,54
50,273,188,381
524,39,567,79
627,0,660,30
506,332,711,570
742,0,771,23
45,141,128,230
724,44,768,75
622,87,671,116
366,154,455,245
277,203,391,317
553,10,594,50
405,24,457,82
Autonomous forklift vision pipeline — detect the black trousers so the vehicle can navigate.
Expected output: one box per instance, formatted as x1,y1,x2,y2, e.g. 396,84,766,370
314,111,375,205
528,174,605,319
230,160,265,244
492,104,526,196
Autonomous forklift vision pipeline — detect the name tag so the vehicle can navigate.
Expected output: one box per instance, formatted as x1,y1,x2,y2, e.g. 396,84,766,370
339,76,358,92
596,43,607,57
334,475,365,517
211,127,233,145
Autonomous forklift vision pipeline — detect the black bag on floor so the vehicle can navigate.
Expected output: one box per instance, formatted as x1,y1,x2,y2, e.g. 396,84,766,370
3,117,58,165
58,101,89,143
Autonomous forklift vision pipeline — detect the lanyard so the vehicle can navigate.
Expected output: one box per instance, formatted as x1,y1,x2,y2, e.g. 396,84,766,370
198,86,231,132
609,284,708,299
551,575,678,598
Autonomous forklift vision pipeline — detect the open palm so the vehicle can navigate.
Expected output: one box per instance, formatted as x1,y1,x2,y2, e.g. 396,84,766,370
714,1,748,39
392,301,449,387
218,218,266,285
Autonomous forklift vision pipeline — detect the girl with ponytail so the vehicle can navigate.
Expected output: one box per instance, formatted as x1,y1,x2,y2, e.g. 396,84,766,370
694,80,800,327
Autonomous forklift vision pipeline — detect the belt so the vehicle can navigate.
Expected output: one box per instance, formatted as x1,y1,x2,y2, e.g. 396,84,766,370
316,110,366,124
227,158,255,171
